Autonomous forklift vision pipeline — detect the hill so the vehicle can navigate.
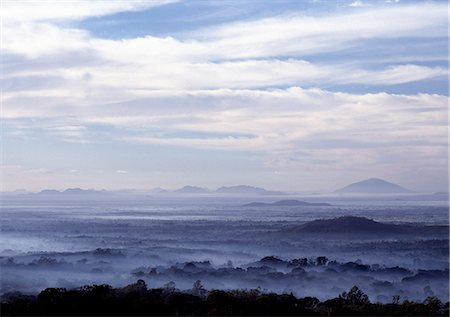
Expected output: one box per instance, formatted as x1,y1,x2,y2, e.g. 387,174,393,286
286,216,448,237
292,216,400,234
335,178,412,194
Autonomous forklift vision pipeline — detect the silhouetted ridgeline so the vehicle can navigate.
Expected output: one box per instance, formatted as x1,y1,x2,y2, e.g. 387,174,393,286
1,281,448,316
285,216,448,237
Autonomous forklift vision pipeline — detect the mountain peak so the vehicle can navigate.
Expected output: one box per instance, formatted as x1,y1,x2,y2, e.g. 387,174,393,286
336,178,411,194
174,186,209,194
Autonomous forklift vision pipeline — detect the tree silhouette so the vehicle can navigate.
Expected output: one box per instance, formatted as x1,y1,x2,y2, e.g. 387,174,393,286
1,282,448,316
316,256,328,266
192,280,206,297
339,285,370,305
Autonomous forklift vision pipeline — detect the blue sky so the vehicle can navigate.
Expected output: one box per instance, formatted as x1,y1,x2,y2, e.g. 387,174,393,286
2,0,449,192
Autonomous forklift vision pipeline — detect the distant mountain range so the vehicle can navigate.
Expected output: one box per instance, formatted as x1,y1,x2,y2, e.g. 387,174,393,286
243,200,331,207
2,179,425,197
15,185,287,197
33,188,106,196
163,185,287,195
335,178,412,194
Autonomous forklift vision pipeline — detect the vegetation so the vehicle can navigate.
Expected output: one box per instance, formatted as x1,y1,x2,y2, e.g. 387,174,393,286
1,281,448,316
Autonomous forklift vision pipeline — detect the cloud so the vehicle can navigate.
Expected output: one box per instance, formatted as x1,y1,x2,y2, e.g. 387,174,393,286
4,3,448,60
2,1,178,23
339,64,447,85
44,125,89,143
4,87,447,157
3,58,446,96
2,2,446,99
2,1,448,191
349,1,367,7
191,2,447,58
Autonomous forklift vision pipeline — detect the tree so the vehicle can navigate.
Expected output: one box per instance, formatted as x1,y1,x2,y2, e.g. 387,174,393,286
192,280,206,297
316,256,328,266
290,257,308,266
120,279,147,294
392,295,400,304
163,281,176,292
339,286,370,305
424,296,444,315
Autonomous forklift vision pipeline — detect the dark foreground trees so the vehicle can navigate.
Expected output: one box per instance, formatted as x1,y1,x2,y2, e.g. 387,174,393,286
1,281,448,316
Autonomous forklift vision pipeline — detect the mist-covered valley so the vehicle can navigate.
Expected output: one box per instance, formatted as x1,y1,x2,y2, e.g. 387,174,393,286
1,195,448,305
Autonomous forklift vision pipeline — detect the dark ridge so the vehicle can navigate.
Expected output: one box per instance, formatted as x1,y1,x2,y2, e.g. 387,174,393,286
287,216,448,236
1,282,447,316
295,216,398,234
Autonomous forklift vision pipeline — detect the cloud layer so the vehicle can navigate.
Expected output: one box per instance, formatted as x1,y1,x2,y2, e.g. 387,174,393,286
2,0,448,191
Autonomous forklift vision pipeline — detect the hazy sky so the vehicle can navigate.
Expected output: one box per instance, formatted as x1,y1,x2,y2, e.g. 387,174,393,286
1,0,448,192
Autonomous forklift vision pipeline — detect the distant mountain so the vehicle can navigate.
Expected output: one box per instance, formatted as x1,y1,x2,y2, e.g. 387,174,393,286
148,187,169,194
173,186,209,194
0,189,30,196
286,216,448,237
32,188,106,196
36,188,105,196
38,189,61,195
215,185,286,195
17,185,288,197
293,216,398,234
63,188,103,195
335,178,412,194
244,200,331,207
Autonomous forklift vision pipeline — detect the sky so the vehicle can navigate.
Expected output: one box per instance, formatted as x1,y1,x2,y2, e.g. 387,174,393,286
1,0,449,193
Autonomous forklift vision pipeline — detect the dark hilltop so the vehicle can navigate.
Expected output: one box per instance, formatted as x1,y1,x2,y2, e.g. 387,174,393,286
285,216,448,238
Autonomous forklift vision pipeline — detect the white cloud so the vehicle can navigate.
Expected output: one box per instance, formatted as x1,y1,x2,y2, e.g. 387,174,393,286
2,1,448,191
4,3,447,60
2,2,446,96
2,0,177,23
43,125,89,143
191,2,447,58
5,87,447,156
339,64,447,85
3,58,445,96
349,1,367,7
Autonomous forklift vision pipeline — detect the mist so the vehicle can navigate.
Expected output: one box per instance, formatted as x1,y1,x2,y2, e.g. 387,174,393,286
1,194,448,304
